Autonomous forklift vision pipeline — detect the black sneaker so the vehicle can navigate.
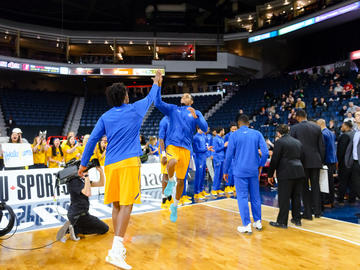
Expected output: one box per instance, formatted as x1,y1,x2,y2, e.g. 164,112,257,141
269,221,287,229
290,219,302,226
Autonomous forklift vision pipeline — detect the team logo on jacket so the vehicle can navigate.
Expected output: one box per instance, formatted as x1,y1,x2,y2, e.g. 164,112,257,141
188,113,192,117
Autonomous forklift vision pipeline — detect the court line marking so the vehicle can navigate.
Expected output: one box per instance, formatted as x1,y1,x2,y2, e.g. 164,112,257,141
203,203,360,247
219,197,360,227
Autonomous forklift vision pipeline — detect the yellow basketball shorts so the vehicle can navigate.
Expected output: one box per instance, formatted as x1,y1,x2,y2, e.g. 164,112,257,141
160,154,168,175
166,145,190,179
104,157,141,205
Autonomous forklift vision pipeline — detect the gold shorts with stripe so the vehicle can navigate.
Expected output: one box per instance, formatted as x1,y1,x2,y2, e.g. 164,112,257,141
104,157,141,205
166,145,190,179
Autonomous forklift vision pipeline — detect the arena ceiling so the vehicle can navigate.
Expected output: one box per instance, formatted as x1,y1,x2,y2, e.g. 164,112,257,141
0,0,269,32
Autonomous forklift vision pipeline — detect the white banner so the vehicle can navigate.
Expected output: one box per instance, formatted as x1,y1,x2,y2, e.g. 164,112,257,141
2,143,34,168
0,162,162,205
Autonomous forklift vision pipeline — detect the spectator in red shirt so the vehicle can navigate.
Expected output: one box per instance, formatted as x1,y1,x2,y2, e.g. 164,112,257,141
343,81,354,92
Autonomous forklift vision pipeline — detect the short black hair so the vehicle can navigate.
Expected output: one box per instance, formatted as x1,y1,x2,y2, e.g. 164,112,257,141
295,109,307,118
229,122,237,128
106,83,127,107
237,114,249,124
343,120,353,129
216,127,224,134
276,124,289,135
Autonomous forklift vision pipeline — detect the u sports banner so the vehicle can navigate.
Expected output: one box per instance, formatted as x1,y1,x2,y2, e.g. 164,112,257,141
0,163,162,205
1,143,34,168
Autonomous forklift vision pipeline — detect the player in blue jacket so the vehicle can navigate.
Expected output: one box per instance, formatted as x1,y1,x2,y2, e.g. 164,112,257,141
193,127,214,200
223,114,269,234
155,91,208,222
211,127,226,196
224,122,238,194
78,70,162,269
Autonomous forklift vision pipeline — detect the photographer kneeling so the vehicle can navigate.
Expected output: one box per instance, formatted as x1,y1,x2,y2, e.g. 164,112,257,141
57,165,109,241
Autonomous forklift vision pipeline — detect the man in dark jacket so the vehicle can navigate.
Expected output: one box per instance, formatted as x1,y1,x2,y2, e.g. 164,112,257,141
290,109,325,219
337,121,355,203
268,124,305,228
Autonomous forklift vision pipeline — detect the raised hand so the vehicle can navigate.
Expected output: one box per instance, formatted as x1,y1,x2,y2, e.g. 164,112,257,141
187,107,198,119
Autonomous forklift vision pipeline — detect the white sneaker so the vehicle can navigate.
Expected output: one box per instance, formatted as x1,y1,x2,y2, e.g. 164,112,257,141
106,248,132,270
237,224,252,234
253,220,262,231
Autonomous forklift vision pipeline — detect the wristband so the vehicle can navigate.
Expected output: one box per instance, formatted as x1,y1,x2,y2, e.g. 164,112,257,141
161,151,166,156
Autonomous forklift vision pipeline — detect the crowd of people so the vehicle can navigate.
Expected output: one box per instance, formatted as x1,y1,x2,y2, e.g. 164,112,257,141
0,129,107,171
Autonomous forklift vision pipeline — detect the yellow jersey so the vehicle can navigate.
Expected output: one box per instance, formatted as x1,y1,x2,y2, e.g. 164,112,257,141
32,143,47,165
63,145,81,163
47,147,64,168
92,144,106,166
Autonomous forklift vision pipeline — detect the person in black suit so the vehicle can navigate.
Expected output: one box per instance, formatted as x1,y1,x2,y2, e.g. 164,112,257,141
290,109,325,219
337,121,355,204
345,111,360,200
268,124,305,228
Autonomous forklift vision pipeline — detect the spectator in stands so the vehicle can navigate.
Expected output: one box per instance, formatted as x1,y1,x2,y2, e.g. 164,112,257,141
312,97,318,109
290,109,325,220
47,138,65,168
64,136,81,163
263,91,273,106
274,114,281,126
148,136,159,163
5,129,25,170
344,81,354,92
316,119,337,208
140,135,150,163
62,131,76,148
295,98,306,109
267,106,276,115
337,121,355,204
79,134,90,158
346,102,358,114
9,129,21,143
288,109,297,126
318,97,327,111
334,82,343,93
344,112,355,124
265,114,275,126
279,101,287,112
93,136,107,166
339,105,348,116
31,136,48,168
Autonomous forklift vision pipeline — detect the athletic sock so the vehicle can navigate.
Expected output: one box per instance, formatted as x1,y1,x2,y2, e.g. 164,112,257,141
168,176,175,182
112,236,124,252
174,199,179,207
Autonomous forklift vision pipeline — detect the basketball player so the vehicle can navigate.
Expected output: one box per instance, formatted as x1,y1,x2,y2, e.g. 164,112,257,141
78,70,163,269
158,115,173,208
224,122,238,194
155,92,208,222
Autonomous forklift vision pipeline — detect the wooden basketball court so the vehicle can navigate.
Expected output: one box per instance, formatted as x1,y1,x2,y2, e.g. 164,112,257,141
1,198,360,270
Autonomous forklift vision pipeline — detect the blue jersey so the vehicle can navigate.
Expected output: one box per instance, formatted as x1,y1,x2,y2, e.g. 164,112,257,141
81,84,160,166
205,133,213,158
193,133,208,160
155,96,208,152
212,135,225,161
322,128,337,164
224,126,269,178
